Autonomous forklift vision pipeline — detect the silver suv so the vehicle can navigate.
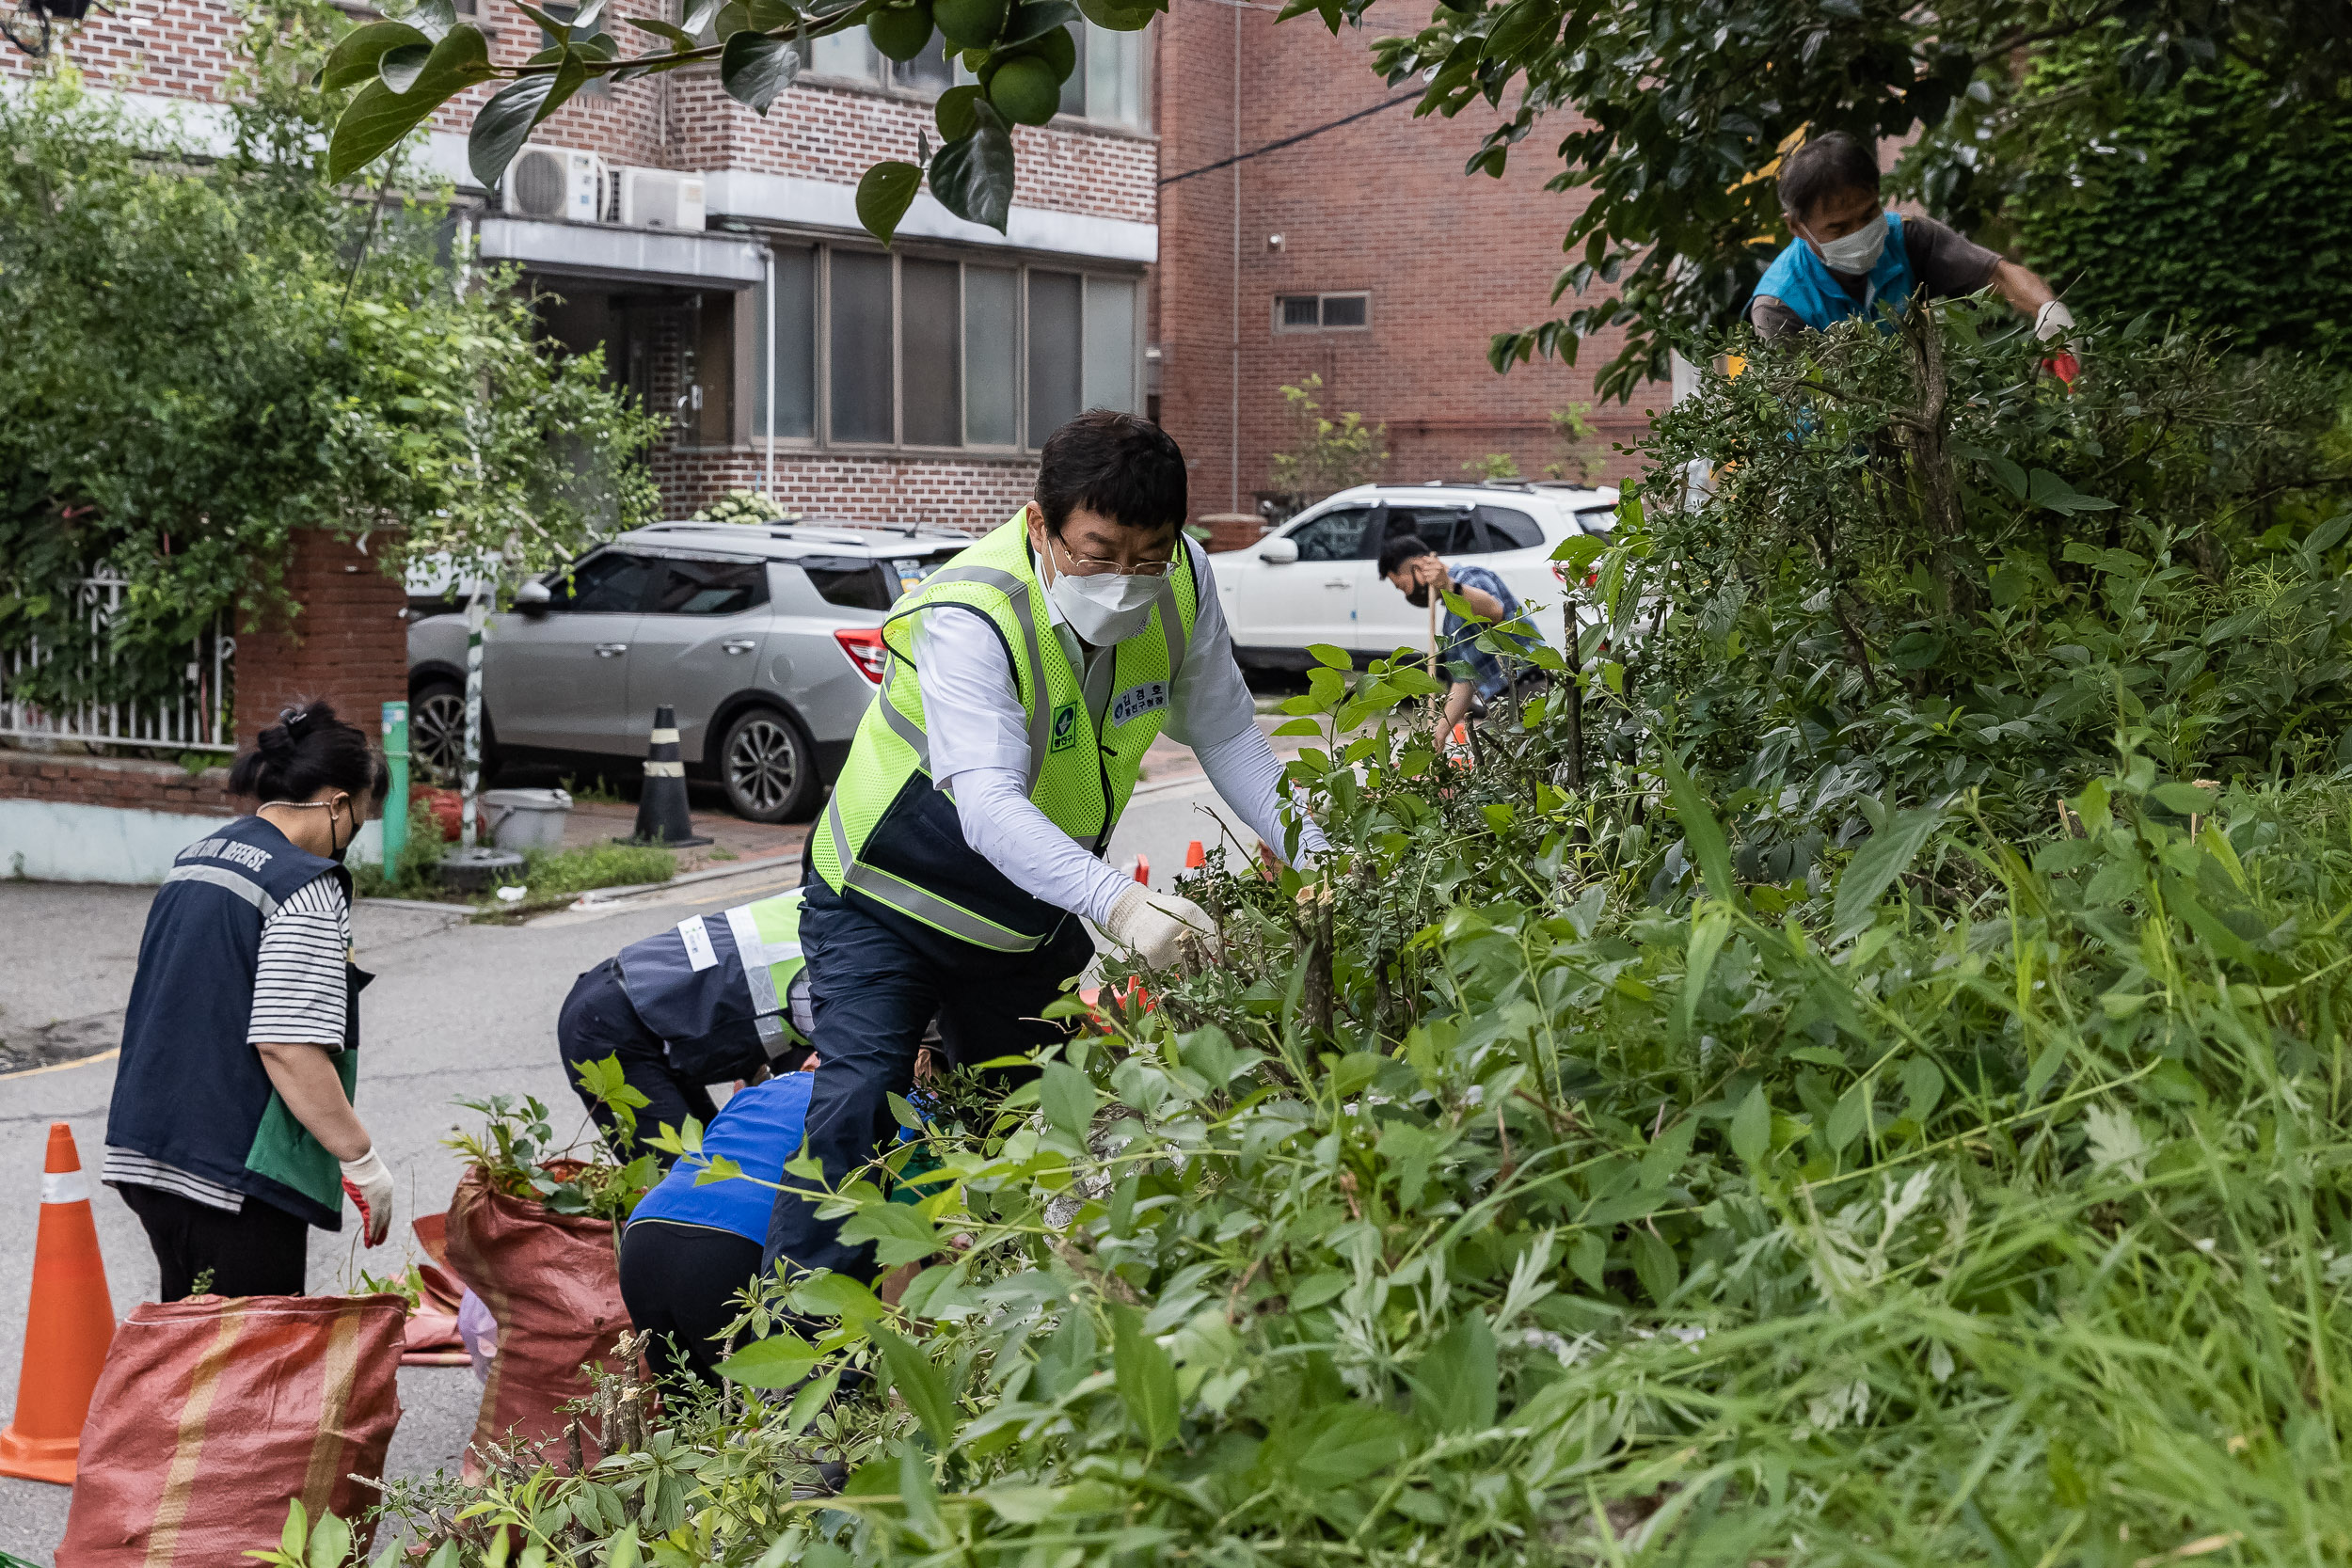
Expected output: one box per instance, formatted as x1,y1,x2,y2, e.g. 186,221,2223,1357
405,521,969,822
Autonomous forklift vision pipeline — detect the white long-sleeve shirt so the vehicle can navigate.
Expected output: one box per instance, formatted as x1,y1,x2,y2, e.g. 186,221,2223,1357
908,539,1327,925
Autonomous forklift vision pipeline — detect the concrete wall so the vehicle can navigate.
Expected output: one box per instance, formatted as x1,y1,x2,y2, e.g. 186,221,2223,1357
0,800,382,884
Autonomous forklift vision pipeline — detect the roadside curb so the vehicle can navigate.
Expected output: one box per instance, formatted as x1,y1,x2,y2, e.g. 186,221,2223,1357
567,849,801,910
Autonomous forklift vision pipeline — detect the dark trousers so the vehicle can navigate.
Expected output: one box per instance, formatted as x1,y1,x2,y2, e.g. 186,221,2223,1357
762,876,1089,1279
557,959,717,1168
617,1218,764,1386
119,1183,308,1300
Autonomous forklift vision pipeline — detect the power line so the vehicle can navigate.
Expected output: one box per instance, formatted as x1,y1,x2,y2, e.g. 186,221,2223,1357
1158,90,1418,187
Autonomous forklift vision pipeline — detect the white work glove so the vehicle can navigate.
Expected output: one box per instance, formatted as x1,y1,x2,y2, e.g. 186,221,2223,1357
340,1147,394,1248
2034,300,2075,343
1102,885,1219,971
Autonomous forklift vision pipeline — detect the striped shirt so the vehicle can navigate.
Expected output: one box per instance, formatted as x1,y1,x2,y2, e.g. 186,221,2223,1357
104,871,353,1212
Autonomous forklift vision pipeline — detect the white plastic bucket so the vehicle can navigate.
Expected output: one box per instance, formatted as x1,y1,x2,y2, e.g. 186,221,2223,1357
479,787,573,852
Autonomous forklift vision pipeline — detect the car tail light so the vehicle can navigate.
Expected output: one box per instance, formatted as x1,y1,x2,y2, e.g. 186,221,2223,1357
834,626,889,683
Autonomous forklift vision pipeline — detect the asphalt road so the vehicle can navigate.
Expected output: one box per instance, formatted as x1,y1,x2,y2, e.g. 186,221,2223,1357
0,755,1272,1563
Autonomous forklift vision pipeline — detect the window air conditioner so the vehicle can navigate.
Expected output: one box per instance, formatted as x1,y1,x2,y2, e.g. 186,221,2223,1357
502,147,607,222
617,167,707,230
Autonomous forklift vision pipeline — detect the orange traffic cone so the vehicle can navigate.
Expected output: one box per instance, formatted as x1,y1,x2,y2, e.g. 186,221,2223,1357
1131,852,1151,886
0,1123,117,1484
1184,840,1205,870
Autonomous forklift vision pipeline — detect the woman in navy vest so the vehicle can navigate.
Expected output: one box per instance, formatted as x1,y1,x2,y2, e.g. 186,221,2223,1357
103,701,395,1299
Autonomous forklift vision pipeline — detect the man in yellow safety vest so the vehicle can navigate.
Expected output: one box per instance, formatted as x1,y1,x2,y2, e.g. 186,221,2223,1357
767,409,1327,1280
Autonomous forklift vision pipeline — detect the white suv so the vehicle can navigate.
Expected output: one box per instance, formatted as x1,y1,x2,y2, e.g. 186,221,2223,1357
1210,482,1617,669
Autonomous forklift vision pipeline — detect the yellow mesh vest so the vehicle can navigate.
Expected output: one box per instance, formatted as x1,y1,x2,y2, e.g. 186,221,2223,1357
813,514,1200,952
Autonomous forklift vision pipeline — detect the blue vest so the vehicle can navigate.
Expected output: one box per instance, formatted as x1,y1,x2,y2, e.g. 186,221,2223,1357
628,1072,813,1241
105,816,354,1228
614,894,811,1084
1755,212,1916,333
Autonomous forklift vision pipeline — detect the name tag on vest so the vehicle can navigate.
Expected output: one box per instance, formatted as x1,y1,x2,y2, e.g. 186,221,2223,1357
1111,680,1169,726
676,915,719,972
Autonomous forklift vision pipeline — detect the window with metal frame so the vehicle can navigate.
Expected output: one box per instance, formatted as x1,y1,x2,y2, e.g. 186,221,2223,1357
1273,292,1372,333
753,245,1140,453
802,21,1145,129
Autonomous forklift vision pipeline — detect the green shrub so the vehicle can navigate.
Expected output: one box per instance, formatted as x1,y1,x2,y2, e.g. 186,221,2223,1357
336,312,2352,1565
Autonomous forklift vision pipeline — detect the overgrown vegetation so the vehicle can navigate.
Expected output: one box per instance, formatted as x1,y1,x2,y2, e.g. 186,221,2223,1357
1268,374,1391,511
449,1086,653,1226
2007,45,2352,359
311,308,2352,1566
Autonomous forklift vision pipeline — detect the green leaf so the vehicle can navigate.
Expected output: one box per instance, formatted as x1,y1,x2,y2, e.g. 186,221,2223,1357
2026,467,2117,515
1629,1227,1680,1305
1834,805,1944,941
328,81,439,182
934,81,985,139
1826,1082,1871,1151
793,1270,887,1324
998,0,1077,45
1039,1060,1095,1141
711,1330,820,1388
305,1511,352,1568
1549,533,1605,571
929,101,1016,231
1308,642,1352,670
1654,741,1737,906
1288,1271,1347,1309
1113,1305,1180,1449
281,1499,308,1561
468,77,560,186
1729,1084,1771,1169
870,1323,959,1448
1280,1403,1408,1488
1679,901,1730,1037
721,29,802,114
2150,781,2217,815
839,1196,940,1266
328,27,495,181
1482,0,1557,56
785,1367,841,1433
1410,1313,1497,1432
322,20,431,90
855,159,923,243
1900,1055,1946,1121
1073,0,1157,26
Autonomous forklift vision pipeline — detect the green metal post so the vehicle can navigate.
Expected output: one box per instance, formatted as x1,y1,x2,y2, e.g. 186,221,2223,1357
381,699,409,870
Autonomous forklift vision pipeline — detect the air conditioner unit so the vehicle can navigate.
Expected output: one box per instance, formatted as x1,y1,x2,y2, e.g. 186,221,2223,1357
617,167,707,230
502,147,607,222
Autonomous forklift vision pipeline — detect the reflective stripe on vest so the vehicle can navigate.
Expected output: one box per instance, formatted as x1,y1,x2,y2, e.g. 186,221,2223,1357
816,515,1199,950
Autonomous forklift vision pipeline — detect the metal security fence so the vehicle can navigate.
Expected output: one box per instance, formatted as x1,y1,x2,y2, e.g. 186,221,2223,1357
0,572,235,754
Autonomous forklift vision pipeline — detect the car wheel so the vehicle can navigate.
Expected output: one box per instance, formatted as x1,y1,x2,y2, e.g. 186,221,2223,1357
719,706,818,824
409,681,473,784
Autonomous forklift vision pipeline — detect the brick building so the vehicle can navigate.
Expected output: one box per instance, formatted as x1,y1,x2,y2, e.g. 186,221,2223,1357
5,0,1159,531
1150,0,1640,522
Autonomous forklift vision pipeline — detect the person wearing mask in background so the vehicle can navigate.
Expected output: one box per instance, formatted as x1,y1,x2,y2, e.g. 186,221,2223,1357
766,409,1328,1285
1752,130,2074,348
554,888,816,1167
1377,533,1543,746
103,701,394,1298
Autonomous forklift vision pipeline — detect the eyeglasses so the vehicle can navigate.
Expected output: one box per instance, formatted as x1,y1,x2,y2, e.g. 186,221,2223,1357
1050,535,1181,578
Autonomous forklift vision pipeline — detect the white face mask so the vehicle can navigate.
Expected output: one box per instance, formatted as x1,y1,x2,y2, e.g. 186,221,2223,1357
1804,213,1887,275
1047,563,1161,645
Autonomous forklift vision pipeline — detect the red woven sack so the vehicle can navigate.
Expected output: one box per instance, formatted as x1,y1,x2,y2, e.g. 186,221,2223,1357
56,1294,405,1568
439,1164,626,1481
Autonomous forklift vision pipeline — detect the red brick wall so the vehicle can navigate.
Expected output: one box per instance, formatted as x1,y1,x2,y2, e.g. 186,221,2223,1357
1151,0,1650,521
232,530,409,750
0,752,237,817
657,449,1038,534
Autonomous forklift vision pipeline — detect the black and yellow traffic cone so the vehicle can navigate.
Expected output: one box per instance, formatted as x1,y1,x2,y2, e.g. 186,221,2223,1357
620,705,711,847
